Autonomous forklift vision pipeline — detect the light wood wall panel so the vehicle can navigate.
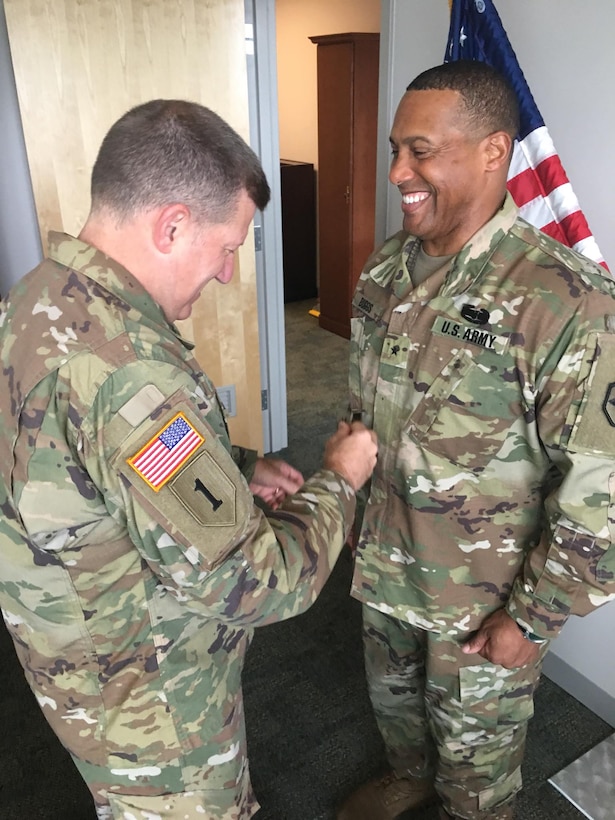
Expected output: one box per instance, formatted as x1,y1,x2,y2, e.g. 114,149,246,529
4,0,264,452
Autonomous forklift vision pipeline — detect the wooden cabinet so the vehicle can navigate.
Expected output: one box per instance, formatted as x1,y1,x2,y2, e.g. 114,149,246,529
309,32,380,338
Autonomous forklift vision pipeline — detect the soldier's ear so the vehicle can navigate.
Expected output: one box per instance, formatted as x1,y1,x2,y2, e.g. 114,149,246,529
153,204,190,254
483,131,512,172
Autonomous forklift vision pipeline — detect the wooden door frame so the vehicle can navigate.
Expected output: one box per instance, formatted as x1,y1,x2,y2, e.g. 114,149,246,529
375,0,397,248
0,0,288,454
246,0,288,454
0,1,43,295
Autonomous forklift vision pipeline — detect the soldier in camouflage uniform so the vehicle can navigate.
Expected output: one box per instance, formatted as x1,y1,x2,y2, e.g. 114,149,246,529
0,100,378,819
337,62,615,820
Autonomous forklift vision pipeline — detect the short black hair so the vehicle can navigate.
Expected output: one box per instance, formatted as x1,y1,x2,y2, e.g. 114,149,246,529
90,99,270,224
407,61,520,140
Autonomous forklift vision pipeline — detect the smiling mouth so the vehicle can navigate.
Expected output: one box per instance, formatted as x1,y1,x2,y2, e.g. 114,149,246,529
401,192,429,205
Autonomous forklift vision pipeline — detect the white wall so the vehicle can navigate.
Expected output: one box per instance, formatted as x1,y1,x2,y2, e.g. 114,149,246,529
378,0,615,726
543,605,615,727
0,0,42,295
276,0,380,169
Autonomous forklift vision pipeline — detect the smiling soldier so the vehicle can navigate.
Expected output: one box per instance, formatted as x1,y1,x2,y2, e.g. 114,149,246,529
338,60,615,820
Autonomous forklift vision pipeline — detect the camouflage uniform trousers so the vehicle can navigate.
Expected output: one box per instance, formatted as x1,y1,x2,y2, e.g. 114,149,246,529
362,605,549,820
92,775,255,820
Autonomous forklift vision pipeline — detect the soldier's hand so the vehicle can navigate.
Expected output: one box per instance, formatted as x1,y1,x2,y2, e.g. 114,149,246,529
461,609,543,669
323,420,378,491
250,457,304,509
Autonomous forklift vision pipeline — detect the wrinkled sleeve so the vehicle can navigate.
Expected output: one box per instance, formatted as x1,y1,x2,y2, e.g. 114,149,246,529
79,360,356,627
231,444,258,483
506,322,615,639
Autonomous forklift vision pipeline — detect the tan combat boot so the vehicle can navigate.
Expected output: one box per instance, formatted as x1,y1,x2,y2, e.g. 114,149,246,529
337,770,438,820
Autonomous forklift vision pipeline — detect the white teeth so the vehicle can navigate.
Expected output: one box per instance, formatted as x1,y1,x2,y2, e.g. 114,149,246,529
402,193,428,205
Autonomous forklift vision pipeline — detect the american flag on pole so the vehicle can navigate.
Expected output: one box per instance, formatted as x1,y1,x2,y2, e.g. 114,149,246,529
128,412,204,491
445,0,608,270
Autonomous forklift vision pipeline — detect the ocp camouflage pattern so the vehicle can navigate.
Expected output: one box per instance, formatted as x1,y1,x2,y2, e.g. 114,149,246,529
0,233,356,819
349,193,615,641
362,606,544,818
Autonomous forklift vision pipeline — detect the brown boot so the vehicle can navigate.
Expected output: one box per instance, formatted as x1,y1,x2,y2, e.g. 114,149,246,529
337,770,438,820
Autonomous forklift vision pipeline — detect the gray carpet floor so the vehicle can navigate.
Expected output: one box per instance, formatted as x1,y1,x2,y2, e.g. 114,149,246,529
0,299,612,819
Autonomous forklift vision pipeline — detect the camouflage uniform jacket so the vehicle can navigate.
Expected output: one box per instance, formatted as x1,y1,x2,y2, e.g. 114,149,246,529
349,193,615,642
0,233,355,816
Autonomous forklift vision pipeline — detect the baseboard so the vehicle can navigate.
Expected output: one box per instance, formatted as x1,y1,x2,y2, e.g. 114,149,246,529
542,652,615,728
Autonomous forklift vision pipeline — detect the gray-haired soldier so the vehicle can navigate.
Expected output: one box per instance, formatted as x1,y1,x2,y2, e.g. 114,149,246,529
0,99,377,819
337,61,615,820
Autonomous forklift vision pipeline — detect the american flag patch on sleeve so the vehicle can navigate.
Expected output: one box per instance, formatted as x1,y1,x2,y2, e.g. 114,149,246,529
127,412,204,491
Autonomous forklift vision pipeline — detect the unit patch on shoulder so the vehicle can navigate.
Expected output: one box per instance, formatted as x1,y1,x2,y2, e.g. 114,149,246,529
604,383,615,428
569,334,615,456
127,411,204,491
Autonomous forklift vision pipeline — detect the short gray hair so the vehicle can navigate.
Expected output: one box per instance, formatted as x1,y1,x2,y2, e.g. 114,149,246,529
90,99,270,224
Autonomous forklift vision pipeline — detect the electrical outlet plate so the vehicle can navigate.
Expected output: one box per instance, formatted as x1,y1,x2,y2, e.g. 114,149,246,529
216,384,237,417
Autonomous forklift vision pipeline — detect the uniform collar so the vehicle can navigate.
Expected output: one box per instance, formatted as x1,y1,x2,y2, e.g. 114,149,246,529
442,192,518,295
367,193,519,297
47,232,194,349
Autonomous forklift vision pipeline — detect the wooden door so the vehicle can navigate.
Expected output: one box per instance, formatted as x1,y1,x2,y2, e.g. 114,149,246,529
311,33,379,339
311,38,353,338
4,0,263,452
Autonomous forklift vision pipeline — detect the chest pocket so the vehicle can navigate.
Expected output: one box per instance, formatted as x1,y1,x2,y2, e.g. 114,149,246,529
404,344,531,470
